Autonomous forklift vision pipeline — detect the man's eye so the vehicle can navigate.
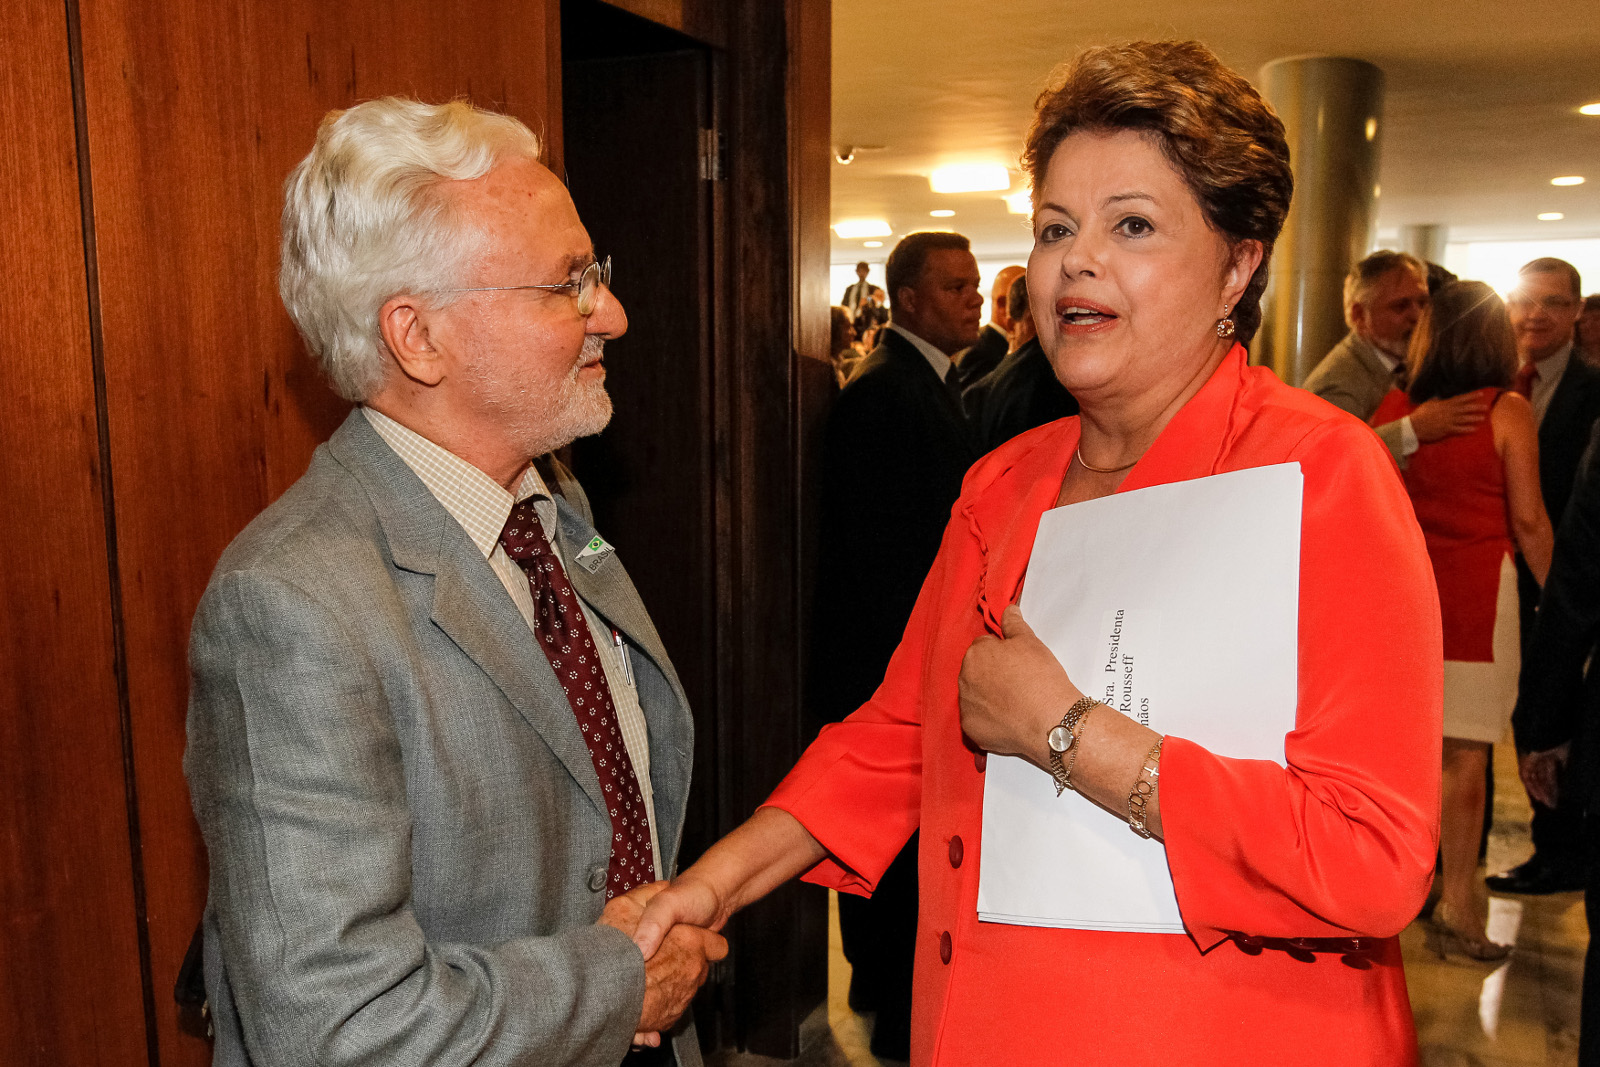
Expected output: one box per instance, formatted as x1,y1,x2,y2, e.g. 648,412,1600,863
1116,216,1154,237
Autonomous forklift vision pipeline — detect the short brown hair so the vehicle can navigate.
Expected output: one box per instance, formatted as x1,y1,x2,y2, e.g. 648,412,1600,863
1519,257,1582,301
1406,280,1517,403
1021,41,1292,344
885,231,971,308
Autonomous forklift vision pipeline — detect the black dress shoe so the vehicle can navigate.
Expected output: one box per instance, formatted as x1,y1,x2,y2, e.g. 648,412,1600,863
1485,857,1586,895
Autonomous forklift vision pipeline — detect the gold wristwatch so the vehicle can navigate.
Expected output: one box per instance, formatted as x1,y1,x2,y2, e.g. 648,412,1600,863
1047,697,1100,796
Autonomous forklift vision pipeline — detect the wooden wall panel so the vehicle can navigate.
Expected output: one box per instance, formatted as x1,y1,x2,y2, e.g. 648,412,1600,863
74,4,559,1061
0,2,149,1062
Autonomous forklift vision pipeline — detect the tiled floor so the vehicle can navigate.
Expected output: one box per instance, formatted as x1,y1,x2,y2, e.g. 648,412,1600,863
717,742,1587,1066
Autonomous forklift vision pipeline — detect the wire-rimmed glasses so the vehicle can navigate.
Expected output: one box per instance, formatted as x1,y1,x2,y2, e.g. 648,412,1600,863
436,256,612,316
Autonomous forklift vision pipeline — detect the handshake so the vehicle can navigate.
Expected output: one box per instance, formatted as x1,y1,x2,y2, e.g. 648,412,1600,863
598,878,728,1049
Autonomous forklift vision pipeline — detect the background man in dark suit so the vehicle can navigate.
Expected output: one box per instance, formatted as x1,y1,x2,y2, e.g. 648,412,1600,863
1511,422,1600,1057
1491,256,1600,896
186,98,723,1066
955,263,1024,388
965,271,1079,450
809,229,982,1061
842,260,875,324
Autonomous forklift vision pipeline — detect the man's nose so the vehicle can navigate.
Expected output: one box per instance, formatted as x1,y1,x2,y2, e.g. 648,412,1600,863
587,285,628,339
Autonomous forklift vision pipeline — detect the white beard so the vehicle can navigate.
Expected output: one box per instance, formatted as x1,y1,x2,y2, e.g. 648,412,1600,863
466,335,613,459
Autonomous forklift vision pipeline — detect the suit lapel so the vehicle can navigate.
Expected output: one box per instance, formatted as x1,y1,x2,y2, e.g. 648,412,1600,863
882,329,978,453
1542,357,1593,446
327,412,609,817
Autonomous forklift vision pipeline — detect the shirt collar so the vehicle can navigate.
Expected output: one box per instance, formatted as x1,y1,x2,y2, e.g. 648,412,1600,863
361,406,547,560
1352,331,1401,373
1531,341,1574,377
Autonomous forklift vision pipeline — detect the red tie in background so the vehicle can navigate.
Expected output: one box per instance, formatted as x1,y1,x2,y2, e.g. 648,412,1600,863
1514,361,1538,398
500,499,653,897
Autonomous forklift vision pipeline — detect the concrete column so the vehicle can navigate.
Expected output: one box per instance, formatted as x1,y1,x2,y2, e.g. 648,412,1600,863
1399,223,1448,265
1257,56,1384,385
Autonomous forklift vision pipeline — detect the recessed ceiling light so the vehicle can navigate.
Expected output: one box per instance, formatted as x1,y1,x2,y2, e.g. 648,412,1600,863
1580,103,1600,116
929,164,1011,194
863,241,883,248
832,219,892,239
1004,190,1032,215
1538,212,1565,221
929,209,956,218
1552,175,1586,186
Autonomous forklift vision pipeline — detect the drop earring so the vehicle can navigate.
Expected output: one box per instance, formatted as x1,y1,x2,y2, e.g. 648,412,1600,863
1216,303,1236,339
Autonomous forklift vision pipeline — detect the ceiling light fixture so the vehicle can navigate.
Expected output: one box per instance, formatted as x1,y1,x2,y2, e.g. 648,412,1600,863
1538,212,1565,221
1552,176,1586,186
863,241,883,248
929,164,1011,194
1004,190,1032,215
929,209,956,218
1580,103,1600,116
832,219,892,239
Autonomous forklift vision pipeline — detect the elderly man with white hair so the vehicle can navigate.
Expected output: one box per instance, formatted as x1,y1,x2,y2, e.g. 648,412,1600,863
185,98,723,1067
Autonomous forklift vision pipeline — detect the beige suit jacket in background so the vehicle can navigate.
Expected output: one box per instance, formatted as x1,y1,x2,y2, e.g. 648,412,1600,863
1302,330,1410,463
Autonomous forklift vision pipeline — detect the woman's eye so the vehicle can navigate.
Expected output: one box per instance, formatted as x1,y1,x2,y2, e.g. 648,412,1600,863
1039,222,1070,242
1116,216,1154,237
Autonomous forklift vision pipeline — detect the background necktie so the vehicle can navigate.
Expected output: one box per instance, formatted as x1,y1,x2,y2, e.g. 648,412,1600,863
500,500,654,898
1514,361,1538,398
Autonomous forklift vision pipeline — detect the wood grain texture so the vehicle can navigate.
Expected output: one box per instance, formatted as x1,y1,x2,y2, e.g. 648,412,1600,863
0,2,149,1062
73,3,555,1061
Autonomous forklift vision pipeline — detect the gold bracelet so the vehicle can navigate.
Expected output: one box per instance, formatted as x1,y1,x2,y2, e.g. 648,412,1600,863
1127,736,1164,838
1046,697,1100,796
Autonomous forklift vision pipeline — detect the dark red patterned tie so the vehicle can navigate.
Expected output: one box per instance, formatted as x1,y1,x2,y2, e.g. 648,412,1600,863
1514,360,1538,398
499,499,653,898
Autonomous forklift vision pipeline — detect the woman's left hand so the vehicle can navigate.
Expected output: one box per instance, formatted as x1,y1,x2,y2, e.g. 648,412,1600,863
959,604,1083,766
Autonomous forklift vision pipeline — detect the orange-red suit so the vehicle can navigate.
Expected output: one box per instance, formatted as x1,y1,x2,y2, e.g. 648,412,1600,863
767,347,1443,1065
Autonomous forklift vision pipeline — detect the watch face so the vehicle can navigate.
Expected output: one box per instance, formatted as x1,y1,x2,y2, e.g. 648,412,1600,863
1048,725,1074,753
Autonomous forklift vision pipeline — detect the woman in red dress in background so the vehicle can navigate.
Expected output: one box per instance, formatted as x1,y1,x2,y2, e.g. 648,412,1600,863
632,41,1442,1065
1373,280,1552,959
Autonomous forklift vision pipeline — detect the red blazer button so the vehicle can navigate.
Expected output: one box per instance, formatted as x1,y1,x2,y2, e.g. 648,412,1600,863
948,835,964,868
974,751,987,772
939,931,952,964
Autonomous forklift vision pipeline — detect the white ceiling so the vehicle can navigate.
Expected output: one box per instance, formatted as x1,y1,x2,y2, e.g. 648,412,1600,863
830,0,1600,263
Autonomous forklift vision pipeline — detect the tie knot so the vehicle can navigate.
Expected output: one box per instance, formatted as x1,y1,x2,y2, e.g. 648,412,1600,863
1514,361,1539,397
498,499,550,564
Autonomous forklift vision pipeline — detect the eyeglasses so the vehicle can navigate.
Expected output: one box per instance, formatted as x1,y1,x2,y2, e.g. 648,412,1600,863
436,256,612,316
1507,293,1578,314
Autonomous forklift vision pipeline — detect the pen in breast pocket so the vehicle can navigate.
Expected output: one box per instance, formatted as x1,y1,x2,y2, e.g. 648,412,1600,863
611,629,635,687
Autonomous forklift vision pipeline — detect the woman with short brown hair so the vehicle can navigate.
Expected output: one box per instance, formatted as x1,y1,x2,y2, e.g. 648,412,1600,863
634,41,1440,1064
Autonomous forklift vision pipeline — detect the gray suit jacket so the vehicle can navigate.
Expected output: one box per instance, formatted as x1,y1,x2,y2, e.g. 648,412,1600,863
1302,331,1409,462
186,410,701,1067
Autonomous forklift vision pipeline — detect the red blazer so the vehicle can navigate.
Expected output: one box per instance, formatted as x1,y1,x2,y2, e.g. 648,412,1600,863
767,347,1443,1065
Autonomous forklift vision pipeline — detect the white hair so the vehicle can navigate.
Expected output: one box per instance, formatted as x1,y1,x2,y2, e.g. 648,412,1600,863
279,98,542,401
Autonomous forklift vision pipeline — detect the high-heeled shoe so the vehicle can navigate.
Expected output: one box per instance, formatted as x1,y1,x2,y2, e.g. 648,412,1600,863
1425,902,1511,962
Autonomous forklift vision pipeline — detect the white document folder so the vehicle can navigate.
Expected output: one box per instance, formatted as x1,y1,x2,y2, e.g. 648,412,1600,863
976,463,1303,933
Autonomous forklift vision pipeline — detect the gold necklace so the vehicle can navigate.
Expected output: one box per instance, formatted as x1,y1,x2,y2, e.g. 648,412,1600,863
1074,447,1139,474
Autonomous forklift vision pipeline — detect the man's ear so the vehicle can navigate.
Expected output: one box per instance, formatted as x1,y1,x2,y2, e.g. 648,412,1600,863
378,295,447,387
894,285,918,319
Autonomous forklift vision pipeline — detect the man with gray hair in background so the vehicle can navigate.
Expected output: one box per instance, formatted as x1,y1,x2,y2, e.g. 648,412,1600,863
1303,249,1487,463
185,98,723,1066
